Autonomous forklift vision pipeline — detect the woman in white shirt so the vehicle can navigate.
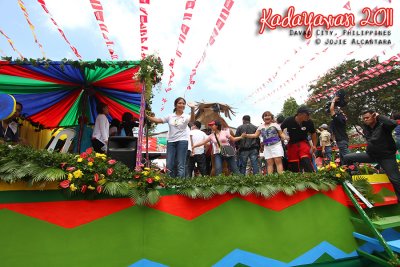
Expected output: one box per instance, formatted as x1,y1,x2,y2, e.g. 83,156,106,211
92,102,110,153
147,97,195,178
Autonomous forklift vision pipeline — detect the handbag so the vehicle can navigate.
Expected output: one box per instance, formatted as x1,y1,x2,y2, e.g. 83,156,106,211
214,132,235,157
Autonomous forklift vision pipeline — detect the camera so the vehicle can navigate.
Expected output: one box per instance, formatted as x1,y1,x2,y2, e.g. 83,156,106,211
325,89,346,113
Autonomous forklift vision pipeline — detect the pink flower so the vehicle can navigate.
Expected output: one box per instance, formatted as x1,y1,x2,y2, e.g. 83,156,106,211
134,175,140,179
96,185,103,193
59,180,70,189
81,185,87,193
87,157,94,162
80,152,88,159
66,167,76,172
349,165,355,171
146,178,154,184
94,173,99,182
60,162,67,169
86,147,93,154
108,159,117,165
107,168,113,176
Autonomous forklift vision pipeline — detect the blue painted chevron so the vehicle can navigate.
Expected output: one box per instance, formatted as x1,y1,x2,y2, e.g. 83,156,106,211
213,241,357,267
128,259,168,267
358,228,400,254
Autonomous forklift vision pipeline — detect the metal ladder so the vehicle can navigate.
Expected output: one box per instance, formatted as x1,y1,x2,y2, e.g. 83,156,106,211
342,180,400,267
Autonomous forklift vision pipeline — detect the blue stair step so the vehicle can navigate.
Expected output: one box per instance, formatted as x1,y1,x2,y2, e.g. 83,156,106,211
353,232,400,253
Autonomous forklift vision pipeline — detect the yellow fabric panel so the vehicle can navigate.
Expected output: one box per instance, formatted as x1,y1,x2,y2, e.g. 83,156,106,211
19,121,52,149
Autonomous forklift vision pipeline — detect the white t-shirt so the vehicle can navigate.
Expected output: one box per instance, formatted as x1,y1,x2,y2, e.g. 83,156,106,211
189,129,208,155
92,114,110,144
257,122,281,146
162,113,190,142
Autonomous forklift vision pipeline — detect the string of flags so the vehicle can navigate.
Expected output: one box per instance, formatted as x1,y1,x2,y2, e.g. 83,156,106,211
161,0,198,112
89,0,118,60
0,28,24,59
37,0,82,59
308,51,399,102
185,0,234,92
18,0,46,59
139,0,150,59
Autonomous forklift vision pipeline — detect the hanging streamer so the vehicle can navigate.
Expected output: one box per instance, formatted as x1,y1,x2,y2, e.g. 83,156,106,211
37,0,82,59
308,52,399,102
0,29,24,59
161,0,197,111
185,0,234,92
89,0,118,60
18,0,46,58
139,0,150,59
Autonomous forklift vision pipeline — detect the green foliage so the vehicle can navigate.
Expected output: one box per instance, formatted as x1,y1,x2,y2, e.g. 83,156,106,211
0,144,385,206
280,97,299,117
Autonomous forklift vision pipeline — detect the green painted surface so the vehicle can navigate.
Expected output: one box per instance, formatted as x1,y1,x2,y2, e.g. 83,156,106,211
0,194,359,267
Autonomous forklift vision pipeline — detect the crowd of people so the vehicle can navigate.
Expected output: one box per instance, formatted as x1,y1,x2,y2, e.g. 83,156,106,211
146,96,400,201
2,96,400,199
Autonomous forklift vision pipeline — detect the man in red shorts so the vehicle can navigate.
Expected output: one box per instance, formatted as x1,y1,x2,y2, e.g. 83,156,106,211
281,106,317,172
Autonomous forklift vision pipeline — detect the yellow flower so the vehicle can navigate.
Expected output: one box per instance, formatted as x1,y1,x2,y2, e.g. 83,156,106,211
154,175,160,181
73,169,83,178
142,171,149,176
330,162,337,169
98,178,107,185
339,168,346,173
67,173,73,181
319,167,325,171
88,185,95,190
100,174,105,179
70,183,77,191
88,162,93,166
144,167,150,171
77,157,83,162
335,173,342,178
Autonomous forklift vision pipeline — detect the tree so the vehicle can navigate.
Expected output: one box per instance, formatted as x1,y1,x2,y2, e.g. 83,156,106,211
280,97,299,117
306,58,400,135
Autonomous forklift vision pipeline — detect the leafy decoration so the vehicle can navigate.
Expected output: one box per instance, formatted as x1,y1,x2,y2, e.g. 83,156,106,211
0,143,386,206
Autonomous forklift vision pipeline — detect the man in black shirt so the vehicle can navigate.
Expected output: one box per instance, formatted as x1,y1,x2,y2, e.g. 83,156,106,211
235,115,260,174
281,106,317,172
344,110,400,200
1,102,23,143
329,96,349,165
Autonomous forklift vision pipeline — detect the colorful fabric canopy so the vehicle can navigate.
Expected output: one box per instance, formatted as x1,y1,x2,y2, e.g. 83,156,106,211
0,60,142,128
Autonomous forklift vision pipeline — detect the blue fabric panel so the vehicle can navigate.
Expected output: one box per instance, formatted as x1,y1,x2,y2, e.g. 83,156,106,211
22,62,84,84
97,87,141,105
13,90,75,116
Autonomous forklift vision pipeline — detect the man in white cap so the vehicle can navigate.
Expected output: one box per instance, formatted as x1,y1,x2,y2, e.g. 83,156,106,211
319,123,332,165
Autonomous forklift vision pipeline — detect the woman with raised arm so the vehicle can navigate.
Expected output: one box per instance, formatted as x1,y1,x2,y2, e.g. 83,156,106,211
146,97,195,178
192,120,244,176
243,111,286,174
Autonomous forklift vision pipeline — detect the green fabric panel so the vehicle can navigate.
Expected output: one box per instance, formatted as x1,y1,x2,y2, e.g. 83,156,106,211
0,194,359,267
58,91,83,126
84,61,140,83
0,74,70,93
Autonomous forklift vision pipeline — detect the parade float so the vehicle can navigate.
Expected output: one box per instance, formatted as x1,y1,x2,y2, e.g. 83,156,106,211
1,58,400,267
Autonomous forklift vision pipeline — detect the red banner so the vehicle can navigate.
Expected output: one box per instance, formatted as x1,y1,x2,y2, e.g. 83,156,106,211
0,29,24,59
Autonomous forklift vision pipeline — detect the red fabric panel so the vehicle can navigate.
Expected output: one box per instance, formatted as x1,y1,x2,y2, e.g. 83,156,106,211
239,190,319,211
95,92,140,120
151,194,235,220
142,137,157,152
29,90,82,127
0,65,76,86
92,67,142,92
0,198,133,228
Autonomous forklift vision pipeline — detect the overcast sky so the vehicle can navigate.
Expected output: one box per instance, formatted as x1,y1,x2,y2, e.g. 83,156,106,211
0,0,398,131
